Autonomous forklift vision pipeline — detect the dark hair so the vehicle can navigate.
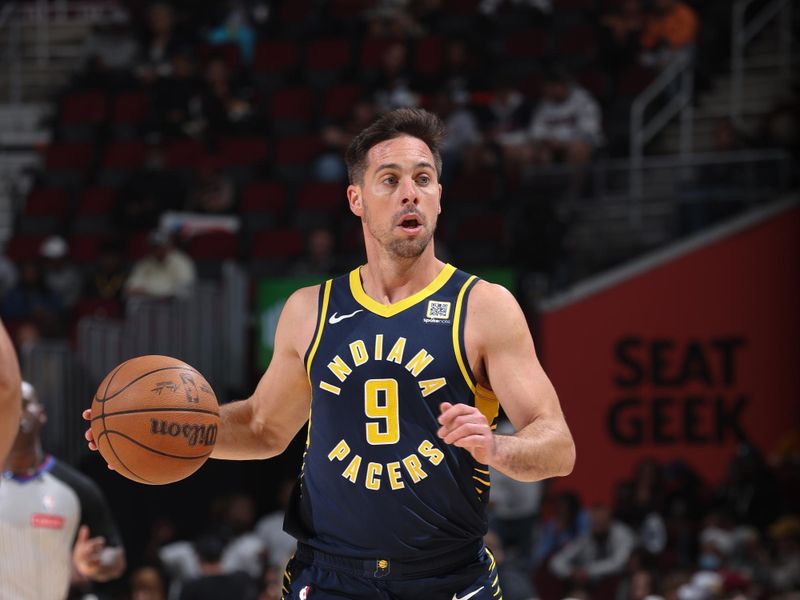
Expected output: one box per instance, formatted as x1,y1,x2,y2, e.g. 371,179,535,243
344,108,445,184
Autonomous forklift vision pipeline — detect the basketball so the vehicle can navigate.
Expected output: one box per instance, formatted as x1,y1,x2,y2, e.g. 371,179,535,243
90,355,220,485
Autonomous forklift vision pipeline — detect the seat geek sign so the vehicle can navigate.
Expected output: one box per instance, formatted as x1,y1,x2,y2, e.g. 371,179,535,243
540,204,800,505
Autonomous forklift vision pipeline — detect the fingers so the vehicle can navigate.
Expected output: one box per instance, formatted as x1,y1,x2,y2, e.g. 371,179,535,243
82,409,92,421
84,428,97,451
438,421,490,446
437,402,476,427
77,525,89,543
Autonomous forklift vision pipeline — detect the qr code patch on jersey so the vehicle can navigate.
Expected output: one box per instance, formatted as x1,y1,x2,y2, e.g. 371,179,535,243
426,300,451,320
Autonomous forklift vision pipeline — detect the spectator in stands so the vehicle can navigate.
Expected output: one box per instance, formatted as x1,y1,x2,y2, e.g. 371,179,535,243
124,230,196,301
549,504,636,595
639,0,699,69
186,169,237,215
130,566,168,600
527,68,603,166
84,241,127,302
257,565,282,600
200,56,255,136
80,20,140,89
178,534,259,600
363,3,423,39
1,259,65,337
716,445,782,530
370,42,420,112
136,2,187,84
600,0,644,71
293,226,340,277
534,490,590,567
207,1,257,64
39,235,82,309
115,143,186,234
767,515,800,593
431,90,483,182
316,99,378,181
150,49,205,139
254,480,297,570
488,420,544,562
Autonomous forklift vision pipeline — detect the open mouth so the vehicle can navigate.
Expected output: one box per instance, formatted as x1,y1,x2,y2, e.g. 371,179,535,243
398,215,423,233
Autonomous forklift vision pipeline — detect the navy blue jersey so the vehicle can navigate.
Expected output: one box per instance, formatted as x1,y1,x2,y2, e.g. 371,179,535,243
285,264,499,561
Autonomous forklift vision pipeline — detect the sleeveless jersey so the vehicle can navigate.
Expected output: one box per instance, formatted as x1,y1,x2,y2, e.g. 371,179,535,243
285,264,499,561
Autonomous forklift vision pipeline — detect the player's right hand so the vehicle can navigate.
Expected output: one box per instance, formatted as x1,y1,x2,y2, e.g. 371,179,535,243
82,409,115,470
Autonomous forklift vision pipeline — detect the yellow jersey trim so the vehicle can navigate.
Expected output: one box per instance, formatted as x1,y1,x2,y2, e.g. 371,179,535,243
475,383,500,430
349,263,457,318
453,275,478,393
306,279,332,381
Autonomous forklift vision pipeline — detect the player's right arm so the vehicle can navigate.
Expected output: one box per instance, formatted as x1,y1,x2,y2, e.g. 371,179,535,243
211,285,319,460
0,319,22,465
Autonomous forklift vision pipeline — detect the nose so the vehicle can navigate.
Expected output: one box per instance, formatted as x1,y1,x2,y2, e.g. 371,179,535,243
399,176,418,205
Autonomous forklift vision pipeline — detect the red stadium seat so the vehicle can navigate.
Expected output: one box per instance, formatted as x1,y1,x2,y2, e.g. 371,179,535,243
305,38,353,72
165,139,205,167
251,229,306,259
455,213,507,242
275,135,324,166
5,234,47,262
297,182,344,211
505,29,548,59
112,92,149,123
78,187,116,216
68,233,109,262
253,40,300,74
557,26,597,59
24,188,68,219
330,0,370,19
413,36,445,78
618,65,657,97
360,38,397,71
61,91,108,124
269,87,316,122
45,143,93,170
103,141,146,169
219,136,269,166
322,84,364,121
74,297,123,320
241,181,287,217
189,231,239,260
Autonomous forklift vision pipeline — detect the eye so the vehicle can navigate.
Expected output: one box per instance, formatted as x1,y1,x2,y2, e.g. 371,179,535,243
417,174,431,185
382,175,397,185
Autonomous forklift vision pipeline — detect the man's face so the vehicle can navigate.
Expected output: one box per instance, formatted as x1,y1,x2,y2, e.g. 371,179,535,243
18,384,46,439
348,135,441,259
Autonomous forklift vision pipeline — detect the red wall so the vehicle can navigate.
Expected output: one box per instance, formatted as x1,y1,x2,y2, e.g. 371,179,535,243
540,205,800,505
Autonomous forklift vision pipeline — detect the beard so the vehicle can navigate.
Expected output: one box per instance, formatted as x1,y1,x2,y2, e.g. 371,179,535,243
364,204,436,259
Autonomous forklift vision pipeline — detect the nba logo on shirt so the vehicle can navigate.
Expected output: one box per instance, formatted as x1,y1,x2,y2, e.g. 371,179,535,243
299,585,311,599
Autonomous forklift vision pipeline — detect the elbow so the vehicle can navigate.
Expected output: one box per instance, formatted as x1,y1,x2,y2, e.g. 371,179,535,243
554,434,576,478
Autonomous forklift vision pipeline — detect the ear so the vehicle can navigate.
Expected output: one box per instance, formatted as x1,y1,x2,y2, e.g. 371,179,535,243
437,183,442,214
347,184,363,217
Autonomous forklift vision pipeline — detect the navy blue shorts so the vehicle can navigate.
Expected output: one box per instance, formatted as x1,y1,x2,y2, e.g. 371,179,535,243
281,543,502,600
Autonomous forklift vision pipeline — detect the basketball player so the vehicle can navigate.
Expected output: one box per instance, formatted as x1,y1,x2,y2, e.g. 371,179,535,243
0,320,21,466
85,108,575,599
2,381,126,599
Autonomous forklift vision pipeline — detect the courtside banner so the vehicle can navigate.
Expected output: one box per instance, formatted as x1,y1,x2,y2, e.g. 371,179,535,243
539,201,800,505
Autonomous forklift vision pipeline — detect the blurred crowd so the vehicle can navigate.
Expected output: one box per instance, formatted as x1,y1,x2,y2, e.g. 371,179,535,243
69,424,799,600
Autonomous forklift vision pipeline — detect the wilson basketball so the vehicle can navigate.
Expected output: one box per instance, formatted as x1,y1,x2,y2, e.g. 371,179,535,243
90,355,220,485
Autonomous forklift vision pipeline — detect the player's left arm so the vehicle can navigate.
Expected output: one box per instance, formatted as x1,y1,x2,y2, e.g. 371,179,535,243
437,281,575,481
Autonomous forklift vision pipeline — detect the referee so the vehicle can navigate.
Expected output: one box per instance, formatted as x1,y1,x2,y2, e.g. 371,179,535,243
0,381,126,600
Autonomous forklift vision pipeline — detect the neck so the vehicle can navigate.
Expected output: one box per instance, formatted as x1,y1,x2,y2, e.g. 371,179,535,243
360,242,444,305
4,442,45,475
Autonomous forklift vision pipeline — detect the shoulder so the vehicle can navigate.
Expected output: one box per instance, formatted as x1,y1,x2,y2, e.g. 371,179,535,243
283,284,323,318
465,280,528,344
50,459,106,502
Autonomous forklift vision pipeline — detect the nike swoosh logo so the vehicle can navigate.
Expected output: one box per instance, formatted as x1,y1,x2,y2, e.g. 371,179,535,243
452,587,484,600
328,309,363,324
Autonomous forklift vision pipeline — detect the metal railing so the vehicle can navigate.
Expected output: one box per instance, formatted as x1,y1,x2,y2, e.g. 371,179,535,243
629,52,695,204
731,0,793,126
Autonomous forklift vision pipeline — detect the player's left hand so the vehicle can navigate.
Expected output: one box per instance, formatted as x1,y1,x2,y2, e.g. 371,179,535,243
437,402,495,464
